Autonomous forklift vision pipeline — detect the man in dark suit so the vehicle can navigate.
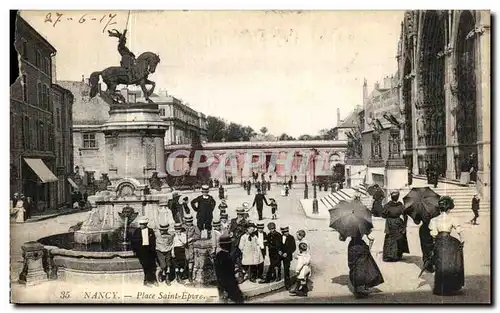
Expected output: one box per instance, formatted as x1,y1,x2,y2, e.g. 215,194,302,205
131,216,158,286
280,226,297,289
260,222,282,283
182,196,191,216
471,194,480,225
229,208,248,280
191,185,216,237
251,189,270,220
214,235,244,303
256,222,268,279
168,192,183,223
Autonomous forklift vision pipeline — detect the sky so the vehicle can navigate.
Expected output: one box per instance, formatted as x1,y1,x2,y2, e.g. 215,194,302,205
21,10,403,137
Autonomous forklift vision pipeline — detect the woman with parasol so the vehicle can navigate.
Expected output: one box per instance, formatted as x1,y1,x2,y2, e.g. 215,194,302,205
403,187,441,273
428,196,465,296
329,200,384,298
381,191,410,262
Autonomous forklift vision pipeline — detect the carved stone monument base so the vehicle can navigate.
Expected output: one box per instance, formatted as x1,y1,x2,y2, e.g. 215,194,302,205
18,242,48,286
192,239,217,287
385,158,408,191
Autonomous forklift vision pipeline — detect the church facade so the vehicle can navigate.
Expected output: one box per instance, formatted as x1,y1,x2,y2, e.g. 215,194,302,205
397,10,490,201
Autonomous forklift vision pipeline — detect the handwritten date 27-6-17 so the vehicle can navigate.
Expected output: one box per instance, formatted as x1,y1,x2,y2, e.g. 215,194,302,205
44,12,118,33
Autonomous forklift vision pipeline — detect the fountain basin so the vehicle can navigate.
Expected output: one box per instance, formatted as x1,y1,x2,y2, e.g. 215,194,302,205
38,233,144,283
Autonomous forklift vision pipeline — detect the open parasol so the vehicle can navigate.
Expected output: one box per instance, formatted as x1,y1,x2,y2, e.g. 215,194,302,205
403,187,441,224
329,199,373,238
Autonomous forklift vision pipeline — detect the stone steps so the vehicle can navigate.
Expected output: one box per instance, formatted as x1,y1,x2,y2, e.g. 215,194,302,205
317,182,487,213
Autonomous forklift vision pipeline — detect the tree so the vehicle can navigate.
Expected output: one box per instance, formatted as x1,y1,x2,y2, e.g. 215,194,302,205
206,116,227,142
319,128,338,140
260,127,268,135
298,134,314,141
278,133,296,141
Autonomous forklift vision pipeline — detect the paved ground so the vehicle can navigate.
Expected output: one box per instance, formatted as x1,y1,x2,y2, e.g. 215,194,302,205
10,184,491,303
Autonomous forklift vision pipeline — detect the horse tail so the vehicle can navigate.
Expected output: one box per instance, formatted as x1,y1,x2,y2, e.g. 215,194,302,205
89,71,102,98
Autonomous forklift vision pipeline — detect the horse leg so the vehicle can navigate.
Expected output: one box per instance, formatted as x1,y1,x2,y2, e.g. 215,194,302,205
144,79,156,98
139,80,154,104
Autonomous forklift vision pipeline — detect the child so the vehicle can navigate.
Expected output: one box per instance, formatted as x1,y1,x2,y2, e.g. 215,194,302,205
269,198,278,220
296,229,309,252
218,199,228,215
155,223,175,285
290,242,311,297
220,213,230,235
172,223,188,283
239,223,263,283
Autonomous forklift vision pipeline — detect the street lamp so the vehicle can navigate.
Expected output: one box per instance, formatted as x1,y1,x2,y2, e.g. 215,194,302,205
311,148,318,214
304,169,309,199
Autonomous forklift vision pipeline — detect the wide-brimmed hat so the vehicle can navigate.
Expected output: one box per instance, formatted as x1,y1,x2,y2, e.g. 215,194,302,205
137,216,149,225
212,220,221,226
236,208,245,215
299,242,308,250
267,222,276,230
201,185,209,192
246,223,256,229
280,226,289,232
159,223,169,230
174,223,183,230
257,222,265,229
220,212,228,219
219,235,232,245
184,215,194,222
439,196,455,210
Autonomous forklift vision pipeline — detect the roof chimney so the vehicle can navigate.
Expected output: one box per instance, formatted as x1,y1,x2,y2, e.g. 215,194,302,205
337,108,341,125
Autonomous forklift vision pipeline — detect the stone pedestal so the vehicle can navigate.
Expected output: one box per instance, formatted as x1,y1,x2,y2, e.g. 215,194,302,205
345,158,366,188
384,158,408,192
102,104,169,184
192,239,217,286
18,242,48,286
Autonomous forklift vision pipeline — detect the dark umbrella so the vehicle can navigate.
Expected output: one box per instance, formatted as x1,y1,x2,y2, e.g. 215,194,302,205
403,187,441,224
329,200,373,238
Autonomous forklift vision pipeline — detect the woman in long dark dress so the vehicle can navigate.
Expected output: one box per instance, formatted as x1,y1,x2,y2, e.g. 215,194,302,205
381,191,409,262
340,231,384,298
429,196,465,296
371,188,384,217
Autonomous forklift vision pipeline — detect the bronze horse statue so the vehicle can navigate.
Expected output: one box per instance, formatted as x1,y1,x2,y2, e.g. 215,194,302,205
89,51,161,104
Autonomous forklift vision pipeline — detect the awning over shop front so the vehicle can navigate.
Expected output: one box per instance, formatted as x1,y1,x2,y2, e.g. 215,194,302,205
67,177,79,189
24,158,58,183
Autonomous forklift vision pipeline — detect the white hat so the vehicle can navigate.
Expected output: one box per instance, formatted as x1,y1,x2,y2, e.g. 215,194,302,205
137,216,149,224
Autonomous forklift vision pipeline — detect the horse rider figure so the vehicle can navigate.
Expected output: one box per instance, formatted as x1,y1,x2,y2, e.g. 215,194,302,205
108,29,137,82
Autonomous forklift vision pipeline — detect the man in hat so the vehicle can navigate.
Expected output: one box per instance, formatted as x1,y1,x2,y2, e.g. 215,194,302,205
220,212,230,235
280,226,297,289
155,223,175,285
214,235,245,303
183,215,202,282
172,223,188,282
168,192,183,223
218,184,225,200
191,185,217,238
246,180,252,195
269,198,278,220
131,217,158,286
229,207,248,279
260,222,282,283
256,222,268,279
243,180,247,190
251,189,270,221
471,194,480,225
218,199,228,216
182,196,191,216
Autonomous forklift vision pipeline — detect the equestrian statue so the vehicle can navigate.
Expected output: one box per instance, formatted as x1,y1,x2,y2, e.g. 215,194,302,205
89,29,161,104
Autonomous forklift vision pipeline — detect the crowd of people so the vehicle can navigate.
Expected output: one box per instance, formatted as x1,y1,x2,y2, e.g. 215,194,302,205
346,190,466,298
